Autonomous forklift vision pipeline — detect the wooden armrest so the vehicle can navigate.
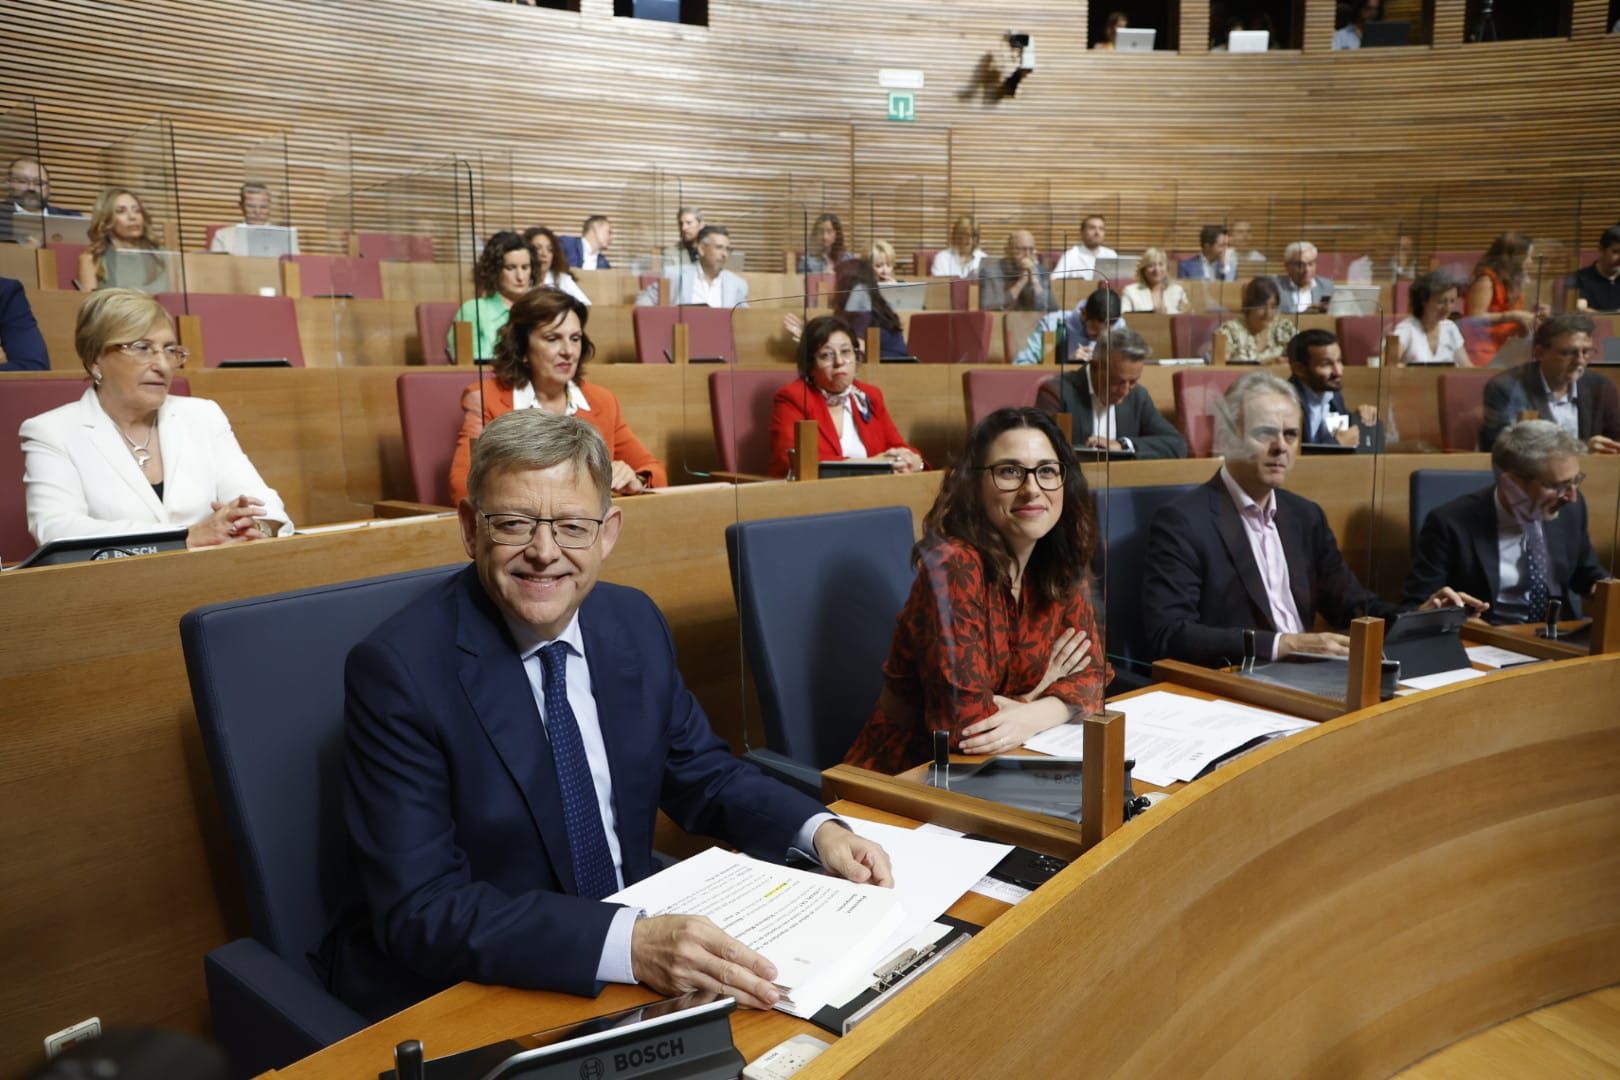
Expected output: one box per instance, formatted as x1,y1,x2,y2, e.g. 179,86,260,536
373,499,454,518
706,471,775,484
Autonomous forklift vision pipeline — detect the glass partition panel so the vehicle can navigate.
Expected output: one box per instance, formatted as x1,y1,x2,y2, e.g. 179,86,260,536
0,96,48,251
178,132,296,301
93,117,185,295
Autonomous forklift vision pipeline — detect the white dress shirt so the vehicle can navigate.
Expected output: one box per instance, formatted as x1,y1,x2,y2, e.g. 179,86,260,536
1393,317,1468,366
1219,466,1305,658
578,240,604,271
1278,278,1317,314
930,248,985,278
512,379,591,416
1090,400,1118,445
1053,244,1119,280
1492,485,1537,622
836,402,868,458
542,271,592,306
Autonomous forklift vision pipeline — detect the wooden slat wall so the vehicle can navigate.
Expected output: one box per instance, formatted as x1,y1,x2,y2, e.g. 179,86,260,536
2,0,1616,273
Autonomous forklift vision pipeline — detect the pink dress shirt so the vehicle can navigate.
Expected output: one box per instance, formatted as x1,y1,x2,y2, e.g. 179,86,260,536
1219,466,1305,657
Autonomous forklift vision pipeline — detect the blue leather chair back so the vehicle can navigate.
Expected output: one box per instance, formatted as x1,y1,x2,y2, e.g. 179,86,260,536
181,564,463,967
1410,469,1491,551
726,507,915,770
1092,484,1199,677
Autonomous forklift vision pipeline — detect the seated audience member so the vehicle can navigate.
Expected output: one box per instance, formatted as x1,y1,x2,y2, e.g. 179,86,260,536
1,275,49,371
1285,328,1382,450
1333,0,1379,49
1094,10,1128,48
328,408,892,1020
870,239,923,310
1345,233,1416,285
8,156,78,215
782,257,910,359
1141,372,1481,667
560,215,612,270
1406,421,1605,625
450,231,533,362
797,212,850,273
20,289,291,546
980,230,1054,313
525,226,591,306
1275,241,1334,314
1036,327,1188,458
1227,219,1266,268
1178,225,1234,282
1571,225,1620,313
1392,272,1469,366
930,214,985,279
78,189,169,293
1052,214,1118,280
674,206,703,264
448,288,665,504
768,315,923,478
1465,231,1546,367
844,407,1110,772
1121,247,1191,313
1478,312,1620,453
636,225,748,307
1012,286,1125,366
208,183,299,255
1217,277,1296,364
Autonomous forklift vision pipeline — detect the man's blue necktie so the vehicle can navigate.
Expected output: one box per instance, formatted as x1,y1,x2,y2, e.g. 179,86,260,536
1524,521,1551,623
538,642,617,900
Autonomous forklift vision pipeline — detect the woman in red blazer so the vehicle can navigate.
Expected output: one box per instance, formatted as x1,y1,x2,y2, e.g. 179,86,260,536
767,315,925,478
448,288,666,505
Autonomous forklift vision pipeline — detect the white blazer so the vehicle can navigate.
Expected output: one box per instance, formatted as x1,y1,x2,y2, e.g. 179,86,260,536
20,387,292,546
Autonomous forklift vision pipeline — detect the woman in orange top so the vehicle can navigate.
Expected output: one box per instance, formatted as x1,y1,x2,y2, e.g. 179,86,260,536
1464,232,1547,367
448,287,665,505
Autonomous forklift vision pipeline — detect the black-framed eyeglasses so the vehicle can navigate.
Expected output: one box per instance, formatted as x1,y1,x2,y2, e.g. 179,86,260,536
975,462,1065,492
477,510,603,548
110,340,189,366
1537,472,1586,498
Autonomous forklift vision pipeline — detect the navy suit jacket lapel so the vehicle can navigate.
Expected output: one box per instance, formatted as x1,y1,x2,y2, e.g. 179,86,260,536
578,597,652,886
453,572,581,895
1210,478,1276,630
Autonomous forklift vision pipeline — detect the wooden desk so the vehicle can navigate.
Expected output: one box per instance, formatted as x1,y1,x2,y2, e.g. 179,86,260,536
265,799,1012,1078
1463,618,1591,661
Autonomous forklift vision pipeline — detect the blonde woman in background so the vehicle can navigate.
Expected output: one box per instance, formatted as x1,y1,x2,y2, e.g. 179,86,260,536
930,215,986,278
77,188,168,292
1121,248,1190,313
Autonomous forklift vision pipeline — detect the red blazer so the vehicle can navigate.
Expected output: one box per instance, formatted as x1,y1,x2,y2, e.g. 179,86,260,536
767,377,919,478
448,378,667,506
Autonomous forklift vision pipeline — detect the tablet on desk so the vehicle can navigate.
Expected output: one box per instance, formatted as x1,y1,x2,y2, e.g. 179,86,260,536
1071,444,1136,460
819,458,896,478
1301,442,1358,455
217,358,293,368
1384,605,1470,680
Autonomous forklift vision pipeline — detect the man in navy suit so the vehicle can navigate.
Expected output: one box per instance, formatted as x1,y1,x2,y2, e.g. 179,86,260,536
559,215,614,270
1141,372,1481,666
327,410,892,1020
1284,329,1382,451
1406,421,1607,623
1176,224,1233,281
0,276,48,370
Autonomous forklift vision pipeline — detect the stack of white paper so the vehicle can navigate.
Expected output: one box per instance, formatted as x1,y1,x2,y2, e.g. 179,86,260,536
1022,690,1312,786
842,818,1011,953
607,847,903,1018
1465,645,1542,669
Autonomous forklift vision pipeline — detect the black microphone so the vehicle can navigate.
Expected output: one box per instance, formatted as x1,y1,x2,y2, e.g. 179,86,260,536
394,1039,424,1080
1543,597,1562,640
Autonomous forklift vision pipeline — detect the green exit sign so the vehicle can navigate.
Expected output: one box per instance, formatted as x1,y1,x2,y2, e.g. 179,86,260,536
886,91,916,123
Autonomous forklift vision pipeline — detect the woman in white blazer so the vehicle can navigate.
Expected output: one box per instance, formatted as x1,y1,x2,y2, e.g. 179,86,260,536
20,289,291,547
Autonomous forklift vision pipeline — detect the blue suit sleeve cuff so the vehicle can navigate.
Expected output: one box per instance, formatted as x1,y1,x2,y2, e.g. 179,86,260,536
790,812,841,864
595,905,643,985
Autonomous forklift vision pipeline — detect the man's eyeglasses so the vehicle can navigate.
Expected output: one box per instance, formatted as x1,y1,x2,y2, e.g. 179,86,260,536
478,510,603,548
1538,473,1586,498
976,462,1065,491
110,340,189,365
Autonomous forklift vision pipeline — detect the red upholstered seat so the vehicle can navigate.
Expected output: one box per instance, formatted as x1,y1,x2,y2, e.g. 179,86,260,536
907,311,992,365
962,369,1057,428
1170,313,1220,360
415,302,459,365
1172,368,1243,458
283,255,383,300
3,376,191,562
949,279,972,311
708,370,787,475
1394,279,1412,316
1002,311,1046,365
913,249,938,276
356,233,435,262
396,371,474,507
1437,370,1496,451
631,307,737,364
52,243,86,290
155,293,304,367
1335,315,1387,367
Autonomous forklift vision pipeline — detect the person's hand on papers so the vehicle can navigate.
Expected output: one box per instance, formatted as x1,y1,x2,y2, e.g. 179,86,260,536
813,822,894,888
630,914,782,1010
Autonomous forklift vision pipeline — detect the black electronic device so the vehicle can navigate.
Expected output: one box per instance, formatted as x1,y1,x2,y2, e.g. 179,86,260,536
8,528,189,570
818,460,895,479
217,358,294,368
1361,19,1412,46
1071,444,1136,460
1241,653,1399,702
964,834,1070,890
1383,605,1471,680
377,993,741,1080
1301,441,1358,455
